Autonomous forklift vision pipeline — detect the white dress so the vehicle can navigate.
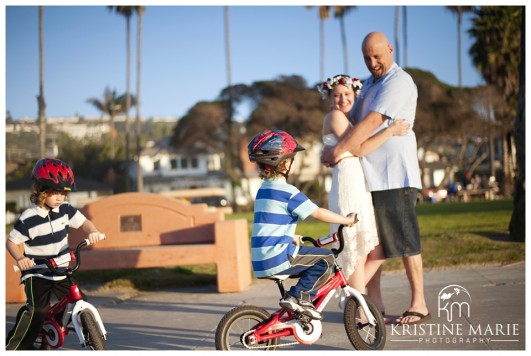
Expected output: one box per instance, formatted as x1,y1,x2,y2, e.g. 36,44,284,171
323,133,380,279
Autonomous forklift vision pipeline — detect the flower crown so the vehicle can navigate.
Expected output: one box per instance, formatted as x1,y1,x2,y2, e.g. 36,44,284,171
316,75,363,100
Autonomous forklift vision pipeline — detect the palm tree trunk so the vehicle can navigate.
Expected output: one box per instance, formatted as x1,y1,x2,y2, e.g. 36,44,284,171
125,15,132,190
339,16,348,74
457,8,463,88
38,6,46,157
224,6,236,208
403,6,408,68
110,113,116,160
394,6,400,66
319,18,325,79
135,8,144,192
509,6,525,241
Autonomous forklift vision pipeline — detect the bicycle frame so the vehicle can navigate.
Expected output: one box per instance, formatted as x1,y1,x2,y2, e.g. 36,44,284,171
249,264,377,346
17,237,108,349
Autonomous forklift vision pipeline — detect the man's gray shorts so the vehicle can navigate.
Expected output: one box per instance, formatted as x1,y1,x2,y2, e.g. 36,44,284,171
371,187,421,258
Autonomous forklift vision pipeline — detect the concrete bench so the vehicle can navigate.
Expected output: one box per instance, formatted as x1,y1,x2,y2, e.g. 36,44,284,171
456,188,496,202
6,193,252,303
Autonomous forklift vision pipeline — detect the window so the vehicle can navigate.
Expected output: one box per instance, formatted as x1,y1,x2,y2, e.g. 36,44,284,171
170,158,178,169
181,157,188,169
191,157,198,168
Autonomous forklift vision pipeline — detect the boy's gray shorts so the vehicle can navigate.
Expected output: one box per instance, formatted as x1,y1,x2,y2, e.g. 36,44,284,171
371,187,421,258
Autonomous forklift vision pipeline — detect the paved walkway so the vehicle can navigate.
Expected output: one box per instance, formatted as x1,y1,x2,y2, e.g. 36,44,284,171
4,262,526,351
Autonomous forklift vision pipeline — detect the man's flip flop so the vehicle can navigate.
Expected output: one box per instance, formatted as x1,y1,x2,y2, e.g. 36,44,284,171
397,311,431,325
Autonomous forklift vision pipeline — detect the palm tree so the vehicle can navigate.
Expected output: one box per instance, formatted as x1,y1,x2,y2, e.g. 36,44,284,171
224,6,237,208
509,7,525,242
394,6,400,66
468,6,522,239
446,6,474,88
307,6,355,78
134,6,145,192
332,6,355,74
402,6,408,67
108,6,134,185
86,87,128,160
37,6,46,157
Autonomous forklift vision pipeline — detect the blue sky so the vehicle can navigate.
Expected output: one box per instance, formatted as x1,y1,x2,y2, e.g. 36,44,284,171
4,3,494,121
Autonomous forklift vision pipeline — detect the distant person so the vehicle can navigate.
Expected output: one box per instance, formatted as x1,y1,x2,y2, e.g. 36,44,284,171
318,74,409,300
248,130,357,320
321,32,429,325
6,158,104,350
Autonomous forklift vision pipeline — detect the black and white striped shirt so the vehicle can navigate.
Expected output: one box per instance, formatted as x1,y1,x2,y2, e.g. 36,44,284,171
8,203,86,282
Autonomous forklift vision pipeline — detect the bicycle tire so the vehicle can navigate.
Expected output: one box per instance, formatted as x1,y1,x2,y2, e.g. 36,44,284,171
79,310,106,350
215,305,279,351
344,294,386,350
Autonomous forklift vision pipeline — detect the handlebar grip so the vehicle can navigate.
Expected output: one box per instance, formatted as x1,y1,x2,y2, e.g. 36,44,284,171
84,232,106,246
13,259,35,272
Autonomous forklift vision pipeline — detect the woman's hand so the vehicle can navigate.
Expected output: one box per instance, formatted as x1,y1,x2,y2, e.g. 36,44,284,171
388,119,410,136
292,234,303,246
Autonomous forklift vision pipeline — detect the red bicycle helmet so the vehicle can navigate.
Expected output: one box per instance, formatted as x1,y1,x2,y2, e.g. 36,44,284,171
32,158,77,192
248,130,305,167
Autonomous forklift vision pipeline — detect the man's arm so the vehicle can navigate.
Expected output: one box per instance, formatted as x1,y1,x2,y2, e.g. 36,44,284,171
322,111,386,165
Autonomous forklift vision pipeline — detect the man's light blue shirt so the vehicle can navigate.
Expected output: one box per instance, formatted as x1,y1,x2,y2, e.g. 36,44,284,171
351,63,422,191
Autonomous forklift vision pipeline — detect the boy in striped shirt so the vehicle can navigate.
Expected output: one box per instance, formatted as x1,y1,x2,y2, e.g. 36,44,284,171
6,158,104,350
248,130,356,320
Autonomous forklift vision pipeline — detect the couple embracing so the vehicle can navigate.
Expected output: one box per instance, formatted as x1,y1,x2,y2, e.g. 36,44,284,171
319,31,430,326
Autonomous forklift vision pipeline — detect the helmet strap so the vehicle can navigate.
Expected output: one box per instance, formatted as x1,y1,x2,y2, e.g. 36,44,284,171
280,158,294,180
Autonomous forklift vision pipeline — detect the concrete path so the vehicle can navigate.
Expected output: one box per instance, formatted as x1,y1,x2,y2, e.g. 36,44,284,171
4,262,526,351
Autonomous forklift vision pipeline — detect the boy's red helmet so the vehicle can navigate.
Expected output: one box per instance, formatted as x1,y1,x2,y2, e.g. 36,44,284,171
32,158,77,192
248,130,305,167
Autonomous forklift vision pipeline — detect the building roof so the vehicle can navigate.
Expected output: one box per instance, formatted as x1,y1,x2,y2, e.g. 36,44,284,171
6,176,113,192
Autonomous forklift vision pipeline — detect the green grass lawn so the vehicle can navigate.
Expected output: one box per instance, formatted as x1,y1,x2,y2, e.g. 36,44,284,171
232,198,522,271
9,199,523,291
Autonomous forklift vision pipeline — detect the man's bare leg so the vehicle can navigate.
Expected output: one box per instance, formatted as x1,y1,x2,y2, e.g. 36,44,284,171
396,254,429,324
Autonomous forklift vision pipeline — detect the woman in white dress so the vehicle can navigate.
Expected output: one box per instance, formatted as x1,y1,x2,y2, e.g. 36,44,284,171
318,74,409,300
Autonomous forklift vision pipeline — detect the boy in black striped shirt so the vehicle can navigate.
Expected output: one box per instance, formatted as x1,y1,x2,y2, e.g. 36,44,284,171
6,158,104,350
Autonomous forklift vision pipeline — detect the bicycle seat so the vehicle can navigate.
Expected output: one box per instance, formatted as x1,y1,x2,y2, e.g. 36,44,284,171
265,275,289,281
264,274,301,281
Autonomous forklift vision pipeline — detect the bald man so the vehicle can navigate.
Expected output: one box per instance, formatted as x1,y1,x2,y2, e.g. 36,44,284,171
321,32,429,325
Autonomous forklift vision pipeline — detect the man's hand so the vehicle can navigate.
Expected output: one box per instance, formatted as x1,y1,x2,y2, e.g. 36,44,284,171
321,145,338,168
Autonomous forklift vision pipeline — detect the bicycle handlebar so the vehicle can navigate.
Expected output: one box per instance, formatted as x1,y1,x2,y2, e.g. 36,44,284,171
301,225,345,256
13,234,106,274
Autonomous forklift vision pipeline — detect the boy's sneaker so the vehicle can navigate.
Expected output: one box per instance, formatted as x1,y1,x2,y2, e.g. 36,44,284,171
279,293,305,313
297,298,323,320
279,293,322,320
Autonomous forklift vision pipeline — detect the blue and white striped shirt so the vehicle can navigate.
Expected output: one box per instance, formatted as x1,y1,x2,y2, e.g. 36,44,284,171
8,203,86,282
251,178,318,278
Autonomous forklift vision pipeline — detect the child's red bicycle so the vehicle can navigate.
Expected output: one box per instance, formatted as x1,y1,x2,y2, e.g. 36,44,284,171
14,236,108,350
215,225,386,350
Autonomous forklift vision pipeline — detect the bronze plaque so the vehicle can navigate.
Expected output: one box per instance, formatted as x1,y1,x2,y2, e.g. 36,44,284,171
120,215,142,232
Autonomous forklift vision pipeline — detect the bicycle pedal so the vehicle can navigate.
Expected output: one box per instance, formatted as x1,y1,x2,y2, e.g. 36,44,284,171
296,313,313,323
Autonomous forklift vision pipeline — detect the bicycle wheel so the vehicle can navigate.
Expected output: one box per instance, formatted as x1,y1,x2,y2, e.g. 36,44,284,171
79,310,106,350
344,294,386,350
215,305,279,350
